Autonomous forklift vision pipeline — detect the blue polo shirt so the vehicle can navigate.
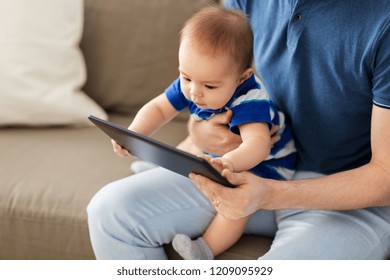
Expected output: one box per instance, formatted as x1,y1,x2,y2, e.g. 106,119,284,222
225,0,390,174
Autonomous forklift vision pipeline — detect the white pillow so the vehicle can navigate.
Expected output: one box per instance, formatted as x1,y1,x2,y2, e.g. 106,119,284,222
0,0,107,126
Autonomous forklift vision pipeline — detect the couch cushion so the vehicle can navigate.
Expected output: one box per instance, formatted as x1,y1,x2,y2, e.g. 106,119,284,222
81,0,217,114
0,0,107,127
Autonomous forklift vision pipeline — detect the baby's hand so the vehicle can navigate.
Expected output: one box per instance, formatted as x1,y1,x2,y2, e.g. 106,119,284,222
111,139,130,158
210,157,234,172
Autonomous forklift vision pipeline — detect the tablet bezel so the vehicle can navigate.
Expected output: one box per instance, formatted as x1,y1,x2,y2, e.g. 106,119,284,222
88,115,235,188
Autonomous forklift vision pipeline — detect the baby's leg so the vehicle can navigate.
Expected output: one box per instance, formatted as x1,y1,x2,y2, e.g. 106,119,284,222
204,213,250,256
173,213,250,259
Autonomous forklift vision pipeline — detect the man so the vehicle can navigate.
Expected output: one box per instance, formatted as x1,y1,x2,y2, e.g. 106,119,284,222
87,0,390,259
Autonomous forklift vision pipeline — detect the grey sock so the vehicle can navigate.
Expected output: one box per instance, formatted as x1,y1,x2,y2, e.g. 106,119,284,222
172,234,214,260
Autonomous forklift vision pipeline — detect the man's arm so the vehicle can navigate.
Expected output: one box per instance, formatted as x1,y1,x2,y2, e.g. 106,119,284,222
190,105,390,220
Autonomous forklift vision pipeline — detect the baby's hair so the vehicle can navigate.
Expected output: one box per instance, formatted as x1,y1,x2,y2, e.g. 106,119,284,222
180,6,253,73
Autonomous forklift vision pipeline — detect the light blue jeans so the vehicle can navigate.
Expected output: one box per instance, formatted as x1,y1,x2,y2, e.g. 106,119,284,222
87,167,390,259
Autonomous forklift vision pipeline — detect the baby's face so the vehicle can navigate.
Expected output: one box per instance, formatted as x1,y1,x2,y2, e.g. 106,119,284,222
178,41,243,110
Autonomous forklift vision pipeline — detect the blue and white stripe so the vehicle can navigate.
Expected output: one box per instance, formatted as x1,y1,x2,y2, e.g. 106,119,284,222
165,74,297,180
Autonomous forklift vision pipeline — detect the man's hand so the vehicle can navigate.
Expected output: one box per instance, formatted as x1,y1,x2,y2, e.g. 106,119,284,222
190,155,271,220
176,136,202,155
188,110,242,156
188,109,281,156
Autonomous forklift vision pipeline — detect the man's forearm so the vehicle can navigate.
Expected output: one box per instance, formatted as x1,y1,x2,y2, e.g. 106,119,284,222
266,163,390,210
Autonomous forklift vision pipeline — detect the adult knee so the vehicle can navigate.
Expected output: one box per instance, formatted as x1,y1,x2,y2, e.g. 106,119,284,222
86,178,160,243
86,179,140,231
87,181,121,230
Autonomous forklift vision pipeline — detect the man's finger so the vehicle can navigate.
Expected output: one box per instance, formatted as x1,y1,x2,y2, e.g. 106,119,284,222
221,169,246,186
270,124,280,135
189,173,222,199
270,134,281,146
210,109,233,125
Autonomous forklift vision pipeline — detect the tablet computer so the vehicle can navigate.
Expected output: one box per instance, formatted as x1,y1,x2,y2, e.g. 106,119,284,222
88,115,235,188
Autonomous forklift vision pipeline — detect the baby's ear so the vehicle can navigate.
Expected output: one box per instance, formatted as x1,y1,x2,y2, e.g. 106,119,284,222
239,67,253,84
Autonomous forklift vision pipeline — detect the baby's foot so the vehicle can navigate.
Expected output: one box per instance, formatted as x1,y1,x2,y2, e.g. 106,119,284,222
172,234,214,260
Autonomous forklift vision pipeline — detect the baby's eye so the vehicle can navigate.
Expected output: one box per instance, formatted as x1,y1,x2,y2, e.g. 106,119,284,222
205,85,217,90
183,77,191,82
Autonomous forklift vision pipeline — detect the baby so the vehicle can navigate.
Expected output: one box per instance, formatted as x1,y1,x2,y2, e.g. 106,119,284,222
112,6,296,259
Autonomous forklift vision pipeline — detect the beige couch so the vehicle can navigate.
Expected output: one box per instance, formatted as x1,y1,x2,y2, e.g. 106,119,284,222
0,0,272,259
